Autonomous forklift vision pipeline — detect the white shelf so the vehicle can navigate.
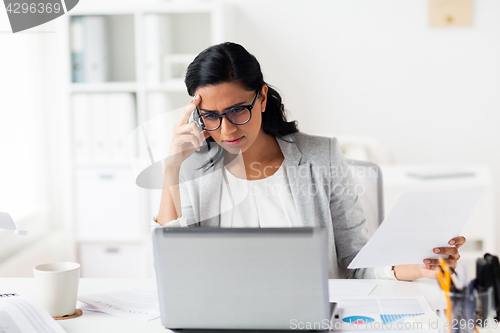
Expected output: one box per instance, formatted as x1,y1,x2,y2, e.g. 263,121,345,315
143,3,223,14
70,81,189,93
145,81,186,92
70,82,138,93
75,236,149,244
64,1,226,278
73,162,133,168
70,2,221,16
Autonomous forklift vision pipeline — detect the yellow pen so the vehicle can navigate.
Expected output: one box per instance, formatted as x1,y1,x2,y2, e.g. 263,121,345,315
438,258,452,332
436,268,446,290
439,257,451,283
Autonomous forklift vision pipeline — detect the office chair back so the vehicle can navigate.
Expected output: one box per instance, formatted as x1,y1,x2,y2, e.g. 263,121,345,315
346,159,384,237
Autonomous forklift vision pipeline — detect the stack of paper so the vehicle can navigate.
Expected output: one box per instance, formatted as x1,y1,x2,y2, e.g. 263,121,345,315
77,286,160,322
328,280,377,302
0,295,66,333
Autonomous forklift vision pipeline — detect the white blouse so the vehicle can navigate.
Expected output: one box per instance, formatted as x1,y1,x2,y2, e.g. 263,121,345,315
217,162,395,280
156,162,396,280
220,163,301,228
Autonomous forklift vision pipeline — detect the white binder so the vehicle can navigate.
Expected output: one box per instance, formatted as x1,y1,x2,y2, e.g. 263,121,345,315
70,16,85,82
145,93,174,163
109,93,136,163
89,94,111,161
144,14,172,83
72,93,91,163
84,16,109,82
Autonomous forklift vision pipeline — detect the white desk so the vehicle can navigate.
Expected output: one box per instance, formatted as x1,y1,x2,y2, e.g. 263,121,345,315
0,278,443,333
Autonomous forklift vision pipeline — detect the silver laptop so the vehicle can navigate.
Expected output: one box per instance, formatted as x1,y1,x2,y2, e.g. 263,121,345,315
152,227,331,330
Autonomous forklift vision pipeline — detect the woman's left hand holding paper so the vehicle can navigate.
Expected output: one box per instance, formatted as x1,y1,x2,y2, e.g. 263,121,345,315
419,236,466,279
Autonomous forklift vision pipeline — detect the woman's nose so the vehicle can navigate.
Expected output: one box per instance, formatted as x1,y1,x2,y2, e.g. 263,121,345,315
220,116,237,135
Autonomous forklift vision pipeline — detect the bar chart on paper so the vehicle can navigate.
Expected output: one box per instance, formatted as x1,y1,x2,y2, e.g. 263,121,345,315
342,313,425,324
337,296,433,327
380,313,424,324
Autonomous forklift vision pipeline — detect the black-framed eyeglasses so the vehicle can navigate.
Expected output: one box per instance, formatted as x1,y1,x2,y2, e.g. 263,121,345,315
195,91,260,131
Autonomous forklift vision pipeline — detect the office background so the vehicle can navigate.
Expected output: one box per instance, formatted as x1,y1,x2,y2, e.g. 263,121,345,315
0,0,498,277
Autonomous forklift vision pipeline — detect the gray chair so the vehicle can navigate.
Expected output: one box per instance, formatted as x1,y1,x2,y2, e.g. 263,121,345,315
346,160,384,237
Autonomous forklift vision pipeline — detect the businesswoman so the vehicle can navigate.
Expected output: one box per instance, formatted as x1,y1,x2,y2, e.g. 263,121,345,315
156,42,465,281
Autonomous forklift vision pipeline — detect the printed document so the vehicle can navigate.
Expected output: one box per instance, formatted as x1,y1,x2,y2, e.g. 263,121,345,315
77,286,160,321
0,295,66,333
328,280,377,302
332,295,433,330
348,186,483,268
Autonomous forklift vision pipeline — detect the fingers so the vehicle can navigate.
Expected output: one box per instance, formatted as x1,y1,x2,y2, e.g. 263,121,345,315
189,123,211,147
178,94,201,125
174,134,202,152
190,122,204,147
423,246,461,270
419,266,438,280
420,237,466,272
173,122,206,151
432,246,460,260
175,122,202,141
422,258,458,270
448,236,466,248
423,257,459,267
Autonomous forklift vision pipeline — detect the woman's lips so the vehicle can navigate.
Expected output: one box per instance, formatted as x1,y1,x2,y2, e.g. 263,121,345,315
223,136,243,147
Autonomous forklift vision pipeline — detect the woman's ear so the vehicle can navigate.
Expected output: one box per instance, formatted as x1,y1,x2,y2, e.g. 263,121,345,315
260,84,268,112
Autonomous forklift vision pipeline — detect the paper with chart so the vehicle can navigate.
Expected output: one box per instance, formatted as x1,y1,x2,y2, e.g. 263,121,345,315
348,186,483,269
77,286,160,321
333,295,433,329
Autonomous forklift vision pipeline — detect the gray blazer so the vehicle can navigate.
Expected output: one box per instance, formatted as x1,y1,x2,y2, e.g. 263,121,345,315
175,132,375,279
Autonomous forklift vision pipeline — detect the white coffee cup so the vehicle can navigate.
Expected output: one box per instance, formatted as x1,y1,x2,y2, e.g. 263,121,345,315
33,262,81,317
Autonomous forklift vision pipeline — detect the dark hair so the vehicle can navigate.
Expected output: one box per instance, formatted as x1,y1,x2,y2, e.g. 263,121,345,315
185,42,298,169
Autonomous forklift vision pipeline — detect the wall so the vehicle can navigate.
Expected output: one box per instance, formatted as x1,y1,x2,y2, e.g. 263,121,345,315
0,10,51,217
0,7,58,275
220,0,500,243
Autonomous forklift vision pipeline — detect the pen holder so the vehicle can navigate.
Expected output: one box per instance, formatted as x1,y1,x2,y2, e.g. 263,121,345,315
439,287,495,333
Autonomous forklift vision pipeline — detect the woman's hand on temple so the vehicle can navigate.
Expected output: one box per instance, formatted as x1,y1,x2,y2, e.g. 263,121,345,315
419,236,466,279
165,94,210,169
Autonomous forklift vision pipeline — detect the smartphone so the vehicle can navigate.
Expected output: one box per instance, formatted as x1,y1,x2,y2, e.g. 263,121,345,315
189,107,205,132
